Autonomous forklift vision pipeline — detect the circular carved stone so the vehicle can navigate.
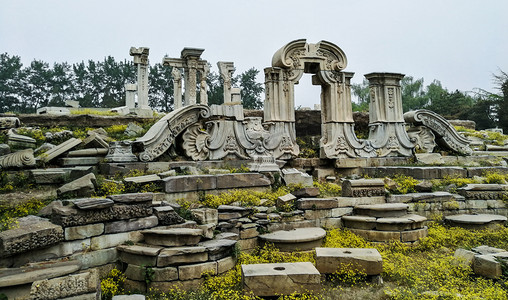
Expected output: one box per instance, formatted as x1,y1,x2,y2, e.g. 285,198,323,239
259,227,326,252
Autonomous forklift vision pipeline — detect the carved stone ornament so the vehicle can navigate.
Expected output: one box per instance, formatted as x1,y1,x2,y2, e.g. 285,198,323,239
104,141,138,162
407,126,436,153
0,117,20,130
404,109,473,155
134,105,210,162
0,149,36,169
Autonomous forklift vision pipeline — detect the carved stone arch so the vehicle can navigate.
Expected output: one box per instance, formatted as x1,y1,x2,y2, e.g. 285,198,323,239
264,39,373,159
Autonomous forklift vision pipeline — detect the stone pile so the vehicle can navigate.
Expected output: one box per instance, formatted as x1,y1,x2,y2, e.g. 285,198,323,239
455,245,508,279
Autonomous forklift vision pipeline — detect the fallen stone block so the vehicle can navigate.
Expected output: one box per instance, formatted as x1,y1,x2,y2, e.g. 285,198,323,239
179,261,217,280
57,173,97,198
30,269,99,299
342,179,385,197
315,247,383,275
157,246,208,267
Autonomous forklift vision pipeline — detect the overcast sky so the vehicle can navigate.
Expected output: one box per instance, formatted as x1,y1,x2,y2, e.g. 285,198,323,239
2,0,507,108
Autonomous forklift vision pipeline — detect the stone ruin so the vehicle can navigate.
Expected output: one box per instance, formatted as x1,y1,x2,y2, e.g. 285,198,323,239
0,39,507,299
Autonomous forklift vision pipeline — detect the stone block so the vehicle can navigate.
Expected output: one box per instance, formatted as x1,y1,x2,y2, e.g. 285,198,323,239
124,174,161,184
330,207,353,217
217,256,236,274
90,231,143,251
153,206,185,226
454,248,475,267
104,216,158,234
198,239,237,261
341,216,377,230
320,217,343,228
240,227,259,239
65,223,104,241
216,173,271,189
157,246,208,267
52,204,153,227
71,248,118,270
276,193,297,210
473,254,502,279
124,279,146,294
354,203,409,218
0,261,80,288
297,198,338,210
38,137,81,163
60,157,104,166
242,262,321,297
281,168,313,187
336,196,385,207
315,247,383,275
118,245,162,267
30,269,99,300
107,193,155,204
291,187,319,198
125,264,178,282
342,179,385,197
142,228,203,247
164,175,217,193
349,229,400,242
191,208,218,225
72,198,114,210
30,169,66,184
237,237,258,251
198,223,215,239
259,227,326,252
304,209,331,220
0,215,64,257
401,227,428,242
179,261,217,280
57,173,97,198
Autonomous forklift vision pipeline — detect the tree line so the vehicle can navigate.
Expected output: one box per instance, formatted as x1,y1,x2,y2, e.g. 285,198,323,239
351,72,508,131
0,53,264,114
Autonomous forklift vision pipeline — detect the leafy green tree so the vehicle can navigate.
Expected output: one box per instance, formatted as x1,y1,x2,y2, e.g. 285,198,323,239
22,60,53,113
149,63,173,112
493,70,508,132
462,95,497,130
0,53,25,112
351,79,369,112
238,68,263,109
401,76,428,112
49,62,72,107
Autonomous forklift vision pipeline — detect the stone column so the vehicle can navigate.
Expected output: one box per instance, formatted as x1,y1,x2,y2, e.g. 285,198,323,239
200,64,210,105
218,62,235,103
130,47,150,110
365,72,414,156
124,83,137,109
231,87,242,104
181,48,205,106
172,67,183,109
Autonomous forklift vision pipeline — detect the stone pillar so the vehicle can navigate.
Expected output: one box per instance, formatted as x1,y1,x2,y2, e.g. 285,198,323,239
200,64,210,105
181,48,205,106
130,47,150,110
124,83,137,109
218,62,235,103
172,67,183,109
231,87,242,104
365,72,414,156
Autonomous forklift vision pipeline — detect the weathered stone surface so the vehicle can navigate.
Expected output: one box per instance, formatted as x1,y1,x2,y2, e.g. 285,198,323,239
342,179,385,198
401,227,428,242
0,215,64,257
386,192,455,204
242,262,321,297
330,207,353,217
90,231,143,251
341,216,377,230
315,247,383,275
179,261,217,280
38,137,82,163
303,209,331,220
104,216,158,234
30,269,99,300
291,187,320,198
153,206,185,225
336,196,385,207
259,227,326,252
472,245,506,255
142,228,203,247
72,198,114,210
473,254,503,279
349,229,400,242
157,246,208,266
107,193,155,204
216,173,271,189
191,208,218,225
217,256,236,274
237,237,258,251
52,204,153,227
240,227,259,239
198,239,237,261
445,214,507,229
124,174,161,184
113,295,146,300
361,166,467,180
57,173,97,198
164,175,217,193
320,217,343,228
71,248,118,270
281,168,313,187
354,203,409,218
296,198,338,210
454,248,475,267
276,193,297,209
457,184,508,200
0,149,36,169
198,223,215,239
118,244,162,267
65,223,104,241
30,169,66,184
148,278,203,292
218,212,242,221
0,261,80,287
126,264,178,282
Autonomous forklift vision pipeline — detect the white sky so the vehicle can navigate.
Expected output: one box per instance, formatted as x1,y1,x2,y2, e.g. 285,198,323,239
1,0,507,108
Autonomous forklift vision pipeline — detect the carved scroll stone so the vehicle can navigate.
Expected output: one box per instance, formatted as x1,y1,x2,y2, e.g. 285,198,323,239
134,105,210,162
404,109,473,155
0,149,36,169
407,126,436,153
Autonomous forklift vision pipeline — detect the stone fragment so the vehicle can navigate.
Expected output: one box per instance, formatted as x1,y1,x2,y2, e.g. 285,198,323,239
67,148,108,157
237,237,258,251
0,149,36,169
70,248,117,270
7,129,36,149
104,216,158,234
126,264,178,282
90,231,143,251
191,208,218,225
117,244,163,267
473,254,503,279
57,173,97,198
215,232,239,240
240,227,259,239
124,174,161,184
0,215,63,257
217,256,236,274
82,133,109,149
104,141,138,162
341,215,377,230
444,214,507,230
281,168,313,187
276,193,297,210
179,261,217,280
242,262,321,297
113,295,146,300
72,198,114,210
64,223,104,241
30,169,66,184
216,173,271,189
472,245,506,255
291,187,320,198
342,179,385,197
296,198,338,210
125,122,145,137
29,269,99,300
354,203,409,218
0,260,80,288
315,247,383,275
259,227,326,252
141,228,203,247
157,246,208,266
0,117,20,129
336,196,385,207
108,193,155,204
0,143,10,156
38,137,81,162
164,175,216,192
454,248,475,267
198,239,237,260
153,206,185,225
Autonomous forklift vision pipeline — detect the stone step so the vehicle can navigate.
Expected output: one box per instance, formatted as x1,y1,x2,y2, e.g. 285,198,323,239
342,214,427,231
258,227,326,252
141,228,203,247
444,214,507,230
0,260,80,288
349,227,428,243
354,203,409,218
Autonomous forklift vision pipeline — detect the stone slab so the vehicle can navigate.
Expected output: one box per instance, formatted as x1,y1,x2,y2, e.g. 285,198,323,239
0,261,81,287
125,264,178,282
107,193,155,204
60,157,104,166
445,214,507,229
38,137,81,162
354,203,409,218
315,247,383,275
65,223,104,241
52,204,153,227
30,269,99,299
71,248,118,270
157,246,208,267
297,198,338,210
104,216,158,234
259,227,325,251
72,198,114,210
178,261,217,280
242,262,321,297
141,228,203,247
198,239,237,261
90,231,143,251
216,173,271,189
164,175,217,193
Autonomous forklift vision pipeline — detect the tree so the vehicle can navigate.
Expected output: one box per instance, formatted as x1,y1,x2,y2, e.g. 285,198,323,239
401,76,428,112
351,79,369,112
238,68,263,109
0,53,25,112
493,70,508,132
149,63,173,112
22,60,53,113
